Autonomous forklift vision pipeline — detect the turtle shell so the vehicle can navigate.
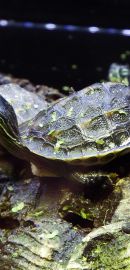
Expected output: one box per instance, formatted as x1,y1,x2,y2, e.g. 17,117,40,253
20,82,130,166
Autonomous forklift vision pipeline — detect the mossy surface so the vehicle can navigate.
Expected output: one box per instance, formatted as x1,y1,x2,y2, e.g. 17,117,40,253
84,233,130,270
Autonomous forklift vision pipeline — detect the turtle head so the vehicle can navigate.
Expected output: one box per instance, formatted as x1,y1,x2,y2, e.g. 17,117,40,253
0,95,20,146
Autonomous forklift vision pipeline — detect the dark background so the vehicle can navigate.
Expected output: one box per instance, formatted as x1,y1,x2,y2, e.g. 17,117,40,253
0,0,130,27
0,1,130,90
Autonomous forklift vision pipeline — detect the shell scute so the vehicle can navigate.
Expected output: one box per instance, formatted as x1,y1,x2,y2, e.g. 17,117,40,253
20,82,130,165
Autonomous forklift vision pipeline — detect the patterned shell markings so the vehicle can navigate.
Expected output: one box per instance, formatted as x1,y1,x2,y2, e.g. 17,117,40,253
20,82,130,165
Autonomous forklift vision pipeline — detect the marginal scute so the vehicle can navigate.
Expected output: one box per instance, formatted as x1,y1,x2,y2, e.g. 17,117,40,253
100,152,116,163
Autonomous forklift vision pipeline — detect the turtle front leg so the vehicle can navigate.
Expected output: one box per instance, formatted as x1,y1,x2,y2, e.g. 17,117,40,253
68,171,119,200
69,171,118,184
69,171,118,194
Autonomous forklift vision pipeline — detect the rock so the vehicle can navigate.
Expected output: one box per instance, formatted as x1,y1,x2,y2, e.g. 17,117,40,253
0,84,48,124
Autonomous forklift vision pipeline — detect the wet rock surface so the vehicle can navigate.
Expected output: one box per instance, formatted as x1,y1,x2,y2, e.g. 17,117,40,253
0,170,129,269
0,73,65,103
0,84,48,125
0,176,83,269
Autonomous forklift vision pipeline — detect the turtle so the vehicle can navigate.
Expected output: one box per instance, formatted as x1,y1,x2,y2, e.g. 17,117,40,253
0,82,130,184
